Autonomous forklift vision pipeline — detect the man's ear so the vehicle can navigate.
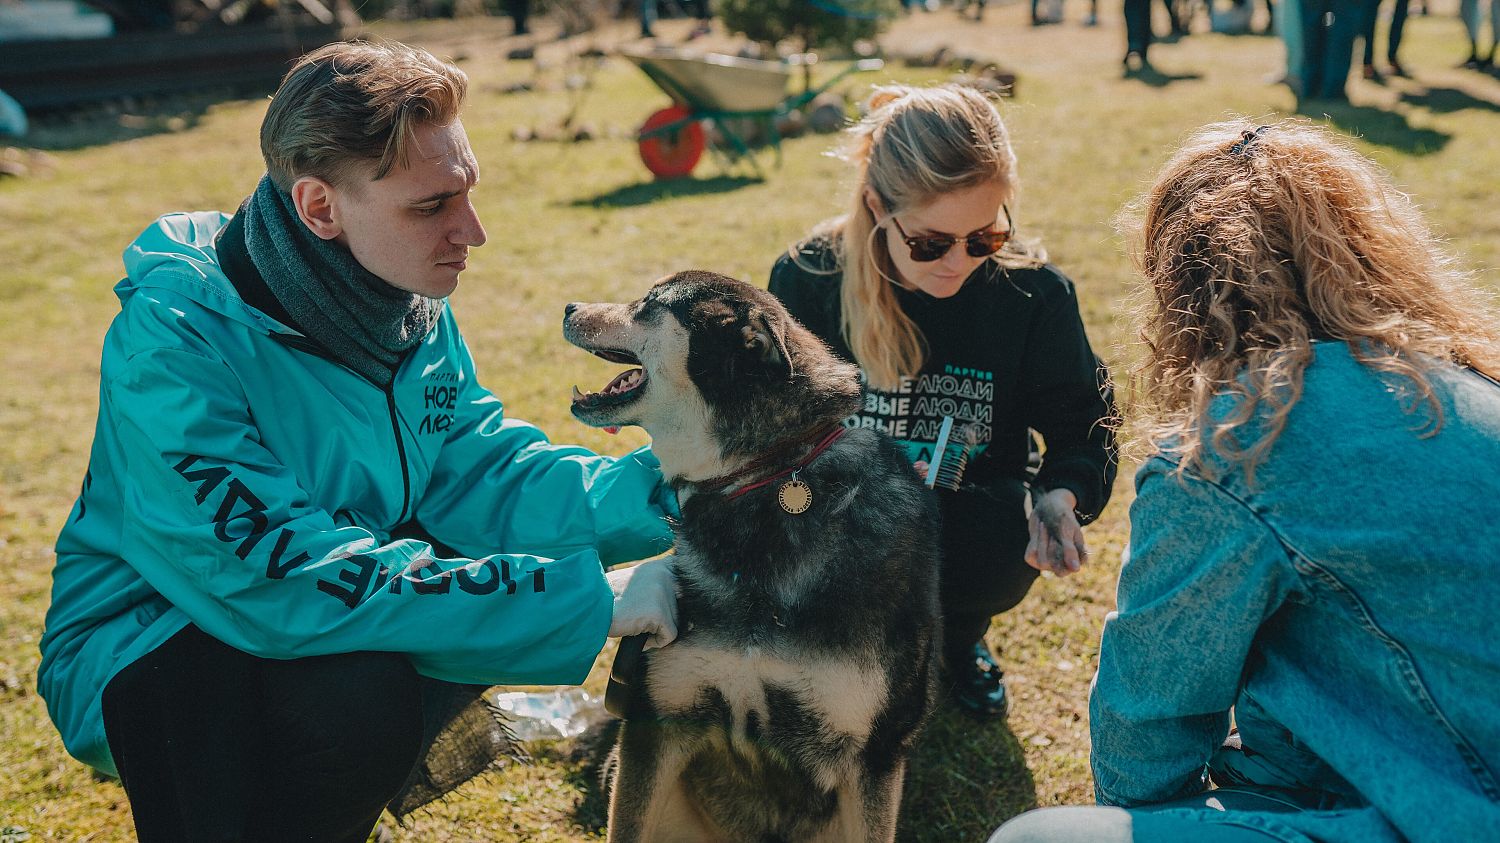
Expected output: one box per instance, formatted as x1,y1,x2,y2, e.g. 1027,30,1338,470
290,176,342,241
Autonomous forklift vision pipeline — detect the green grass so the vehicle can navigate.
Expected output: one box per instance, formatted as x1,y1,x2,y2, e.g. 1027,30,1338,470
2,5,1497,840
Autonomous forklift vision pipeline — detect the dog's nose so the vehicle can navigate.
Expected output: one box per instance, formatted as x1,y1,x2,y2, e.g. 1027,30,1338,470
565,302,578,318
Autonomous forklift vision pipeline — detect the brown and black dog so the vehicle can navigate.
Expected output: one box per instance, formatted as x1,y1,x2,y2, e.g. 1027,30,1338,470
564,271,942,842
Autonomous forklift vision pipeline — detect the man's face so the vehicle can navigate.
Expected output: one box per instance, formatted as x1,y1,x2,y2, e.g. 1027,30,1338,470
328,120,487,299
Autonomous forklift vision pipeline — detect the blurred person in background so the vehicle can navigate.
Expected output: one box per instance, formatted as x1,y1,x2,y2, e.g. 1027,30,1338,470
1297,0,1366,99
1360,0,1410,78
1124,0,1187,70
1460,0,1498,67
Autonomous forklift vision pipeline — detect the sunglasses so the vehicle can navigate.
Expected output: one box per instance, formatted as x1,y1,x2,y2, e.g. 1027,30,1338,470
889,205,1014,263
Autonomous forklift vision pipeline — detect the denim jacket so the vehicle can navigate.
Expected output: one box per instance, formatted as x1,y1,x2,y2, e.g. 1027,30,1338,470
1090,342,1500,843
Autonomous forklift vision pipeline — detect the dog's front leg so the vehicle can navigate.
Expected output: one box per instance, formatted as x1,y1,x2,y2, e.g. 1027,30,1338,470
860,759,906,843
607,720,709,843
606,719,661,843
814,760,905,843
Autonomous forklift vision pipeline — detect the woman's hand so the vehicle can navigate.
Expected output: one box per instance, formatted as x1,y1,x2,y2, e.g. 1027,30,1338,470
605,557,680,649
1025,488,1088,576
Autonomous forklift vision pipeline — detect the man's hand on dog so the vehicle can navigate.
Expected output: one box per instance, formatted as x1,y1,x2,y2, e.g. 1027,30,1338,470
1025,488,1089,576
606,558,680,650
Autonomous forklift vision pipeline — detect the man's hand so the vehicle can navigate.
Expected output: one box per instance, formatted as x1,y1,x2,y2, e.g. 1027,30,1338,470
1025,488,1088,576
605,558,679,650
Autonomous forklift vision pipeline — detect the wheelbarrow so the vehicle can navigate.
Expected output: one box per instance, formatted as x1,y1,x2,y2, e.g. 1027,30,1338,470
619,45,883,179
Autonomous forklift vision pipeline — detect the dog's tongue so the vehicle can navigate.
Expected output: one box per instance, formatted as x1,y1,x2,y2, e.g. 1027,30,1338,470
603,426,620,435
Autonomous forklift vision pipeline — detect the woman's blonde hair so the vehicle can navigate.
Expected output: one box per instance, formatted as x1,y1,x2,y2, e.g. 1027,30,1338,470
261,40,467,191
798,83,1042,390
1123,118,1500,478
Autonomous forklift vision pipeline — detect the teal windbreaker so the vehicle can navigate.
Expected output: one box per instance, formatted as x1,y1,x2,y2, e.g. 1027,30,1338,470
39,212,676,776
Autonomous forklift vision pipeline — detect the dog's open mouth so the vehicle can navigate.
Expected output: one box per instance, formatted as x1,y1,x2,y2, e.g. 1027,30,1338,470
571,348,648,412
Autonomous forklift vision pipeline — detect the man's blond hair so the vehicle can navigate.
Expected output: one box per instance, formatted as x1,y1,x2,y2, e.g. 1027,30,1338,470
260,40,467,190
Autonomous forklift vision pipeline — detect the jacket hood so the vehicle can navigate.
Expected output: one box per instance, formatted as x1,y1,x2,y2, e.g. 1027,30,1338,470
118,211,289,334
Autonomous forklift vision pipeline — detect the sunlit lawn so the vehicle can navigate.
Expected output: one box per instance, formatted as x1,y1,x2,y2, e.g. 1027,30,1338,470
2,3,1497,839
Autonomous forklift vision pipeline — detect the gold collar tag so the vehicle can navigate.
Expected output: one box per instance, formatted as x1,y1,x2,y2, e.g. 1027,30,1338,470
777,473,812,515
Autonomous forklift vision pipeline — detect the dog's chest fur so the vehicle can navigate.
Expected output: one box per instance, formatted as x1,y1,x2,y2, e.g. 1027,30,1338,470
643,634,888,789
634,436,934,787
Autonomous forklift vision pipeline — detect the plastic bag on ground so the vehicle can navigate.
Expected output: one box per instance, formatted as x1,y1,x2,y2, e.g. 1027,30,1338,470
489,687,609,740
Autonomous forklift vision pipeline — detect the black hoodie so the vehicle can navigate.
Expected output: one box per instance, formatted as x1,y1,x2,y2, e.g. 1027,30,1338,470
768,237,1118,523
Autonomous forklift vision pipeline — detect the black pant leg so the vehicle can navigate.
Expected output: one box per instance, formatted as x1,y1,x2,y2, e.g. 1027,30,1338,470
1387,0,1409,59
102,624,425,843
936,484,1038,666
1161,0,1182,30
246,649,424,843
103,625,259,842
1124,0,1154,54
1361,0,1380,64
505,0,529,32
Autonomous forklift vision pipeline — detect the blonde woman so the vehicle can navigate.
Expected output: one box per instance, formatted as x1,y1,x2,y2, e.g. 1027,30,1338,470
992,121,1500,841
768,84,1118,719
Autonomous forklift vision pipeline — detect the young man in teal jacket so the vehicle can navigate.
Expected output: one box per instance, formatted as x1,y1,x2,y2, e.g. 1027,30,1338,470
39,40,680,842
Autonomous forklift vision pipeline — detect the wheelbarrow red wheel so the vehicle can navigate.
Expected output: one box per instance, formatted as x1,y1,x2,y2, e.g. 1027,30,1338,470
638,105,704,179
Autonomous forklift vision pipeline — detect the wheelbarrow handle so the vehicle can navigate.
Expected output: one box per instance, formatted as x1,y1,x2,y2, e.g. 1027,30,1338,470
817,57,884,91
791,57,885,106
787,55,881,72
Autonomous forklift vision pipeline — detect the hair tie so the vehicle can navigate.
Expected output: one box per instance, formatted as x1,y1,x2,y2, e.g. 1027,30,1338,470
1230,125,1271,157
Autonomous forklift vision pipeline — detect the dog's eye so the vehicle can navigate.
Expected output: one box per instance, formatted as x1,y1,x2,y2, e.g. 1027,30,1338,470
632,296,662,321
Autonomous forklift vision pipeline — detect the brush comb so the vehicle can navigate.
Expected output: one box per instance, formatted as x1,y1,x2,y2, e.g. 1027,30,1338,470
924,416,979,491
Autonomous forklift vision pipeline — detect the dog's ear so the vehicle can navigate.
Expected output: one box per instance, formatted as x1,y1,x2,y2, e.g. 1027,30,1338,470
742,309,793,380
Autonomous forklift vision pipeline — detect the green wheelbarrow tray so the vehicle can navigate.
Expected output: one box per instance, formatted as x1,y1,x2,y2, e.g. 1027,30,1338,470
619,45,883,178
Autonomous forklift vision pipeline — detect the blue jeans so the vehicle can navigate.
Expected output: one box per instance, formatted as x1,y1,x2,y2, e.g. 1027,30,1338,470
1299,0,1367,98
1460,0,1499,51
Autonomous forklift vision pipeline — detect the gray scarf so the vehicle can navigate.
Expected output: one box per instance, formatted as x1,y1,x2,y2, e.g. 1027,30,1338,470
241,175,442,388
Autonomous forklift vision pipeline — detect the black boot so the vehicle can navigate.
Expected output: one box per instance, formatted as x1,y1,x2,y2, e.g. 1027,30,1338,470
949,641,1009,718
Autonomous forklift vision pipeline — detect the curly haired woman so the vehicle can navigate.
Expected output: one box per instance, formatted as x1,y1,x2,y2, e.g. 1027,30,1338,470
991,120,1500,841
